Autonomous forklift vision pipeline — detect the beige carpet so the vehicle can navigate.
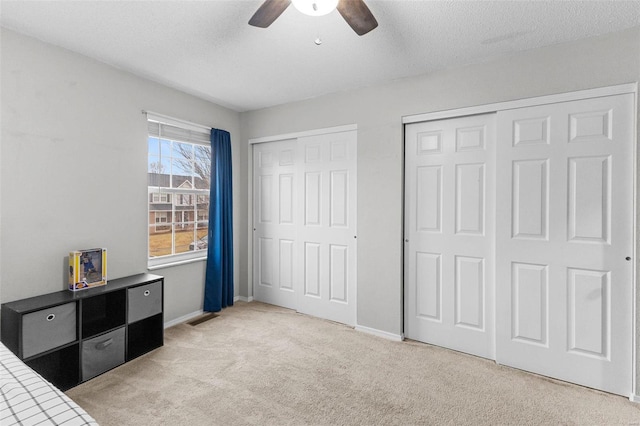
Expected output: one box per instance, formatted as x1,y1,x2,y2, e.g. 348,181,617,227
66,301,640,425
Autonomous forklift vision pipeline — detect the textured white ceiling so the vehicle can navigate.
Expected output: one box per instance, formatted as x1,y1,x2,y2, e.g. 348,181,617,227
1,0,639,112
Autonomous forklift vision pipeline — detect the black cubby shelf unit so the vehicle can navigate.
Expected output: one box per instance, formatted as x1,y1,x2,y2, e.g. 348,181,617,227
1,273,164,391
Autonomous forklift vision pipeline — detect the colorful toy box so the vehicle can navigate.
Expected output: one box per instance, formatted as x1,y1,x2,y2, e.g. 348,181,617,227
69,248,107,291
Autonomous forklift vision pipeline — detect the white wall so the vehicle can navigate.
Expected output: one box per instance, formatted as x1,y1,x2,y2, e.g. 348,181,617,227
240,27,640,342
0,28,241,324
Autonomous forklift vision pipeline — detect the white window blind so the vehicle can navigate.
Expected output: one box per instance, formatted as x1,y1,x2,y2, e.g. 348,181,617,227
147,121,210,146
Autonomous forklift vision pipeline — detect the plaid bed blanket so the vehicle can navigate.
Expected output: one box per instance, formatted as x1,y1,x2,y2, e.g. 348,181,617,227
0,343,98,426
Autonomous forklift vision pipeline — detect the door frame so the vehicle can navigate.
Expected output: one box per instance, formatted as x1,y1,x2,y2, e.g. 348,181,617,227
402,83,638,400
247,123,358,316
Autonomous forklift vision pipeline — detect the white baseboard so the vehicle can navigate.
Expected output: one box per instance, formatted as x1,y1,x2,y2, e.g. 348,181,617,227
355,324,404,342
164,310,203,328
234,296,254,302
629,394,640,403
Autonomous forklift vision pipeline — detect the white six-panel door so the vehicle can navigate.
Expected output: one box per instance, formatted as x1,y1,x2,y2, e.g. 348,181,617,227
253,139,298,310
253,130,357,326
296,132,357,326
405,114,496,359
495,94,634,396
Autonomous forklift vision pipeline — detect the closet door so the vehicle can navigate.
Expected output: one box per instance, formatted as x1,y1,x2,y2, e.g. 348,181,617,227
253,139,298,309
296,131,357,326
495,94,634,396
252,130,357,326
404,114,496,359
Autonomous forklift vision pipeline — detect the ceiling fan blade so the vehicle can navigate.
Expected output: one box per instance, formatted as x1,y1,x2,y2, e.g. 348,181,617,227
337,0,378,36
249,0,291,28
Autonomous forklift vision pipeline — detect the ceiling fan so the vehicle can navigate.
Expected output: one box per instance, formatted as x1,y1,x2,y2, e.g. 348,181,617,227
249,0,378,36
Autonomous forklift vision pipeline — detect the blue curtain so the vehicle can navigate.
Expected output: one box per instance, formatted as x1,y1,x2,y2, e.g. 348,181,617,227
204,128,234,312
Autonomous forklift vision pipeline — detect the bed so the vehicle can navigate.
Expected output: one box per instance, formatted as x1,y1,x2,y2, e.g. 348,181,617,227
0,342,98,426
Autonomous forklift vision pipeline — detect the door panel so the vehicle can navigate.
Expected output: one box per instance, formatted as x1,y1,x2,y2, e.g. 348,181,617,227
567,156,610,243
511,262,547,346
455,255,485,330
416,166,442,232
279,239,294,290
416,252,441,320
330,244,348,302
455,163,485,235
512,159,548,239
495,93,633,396
405,113,496,359
258,237,273,287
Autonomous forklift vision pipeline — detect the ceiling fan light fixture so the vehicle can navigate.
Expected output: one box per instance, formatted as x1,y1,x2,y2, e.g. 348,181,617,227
291,0,339,16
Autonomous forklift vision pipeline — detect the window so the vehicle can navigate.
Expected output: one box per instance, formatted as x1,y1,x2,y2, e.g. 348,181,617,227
151,193,171,203
147,113,211,268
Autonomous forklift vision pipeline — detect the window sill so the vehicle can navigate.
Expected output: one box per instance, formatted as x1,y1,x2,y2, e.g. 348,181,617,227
148,256,207,271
